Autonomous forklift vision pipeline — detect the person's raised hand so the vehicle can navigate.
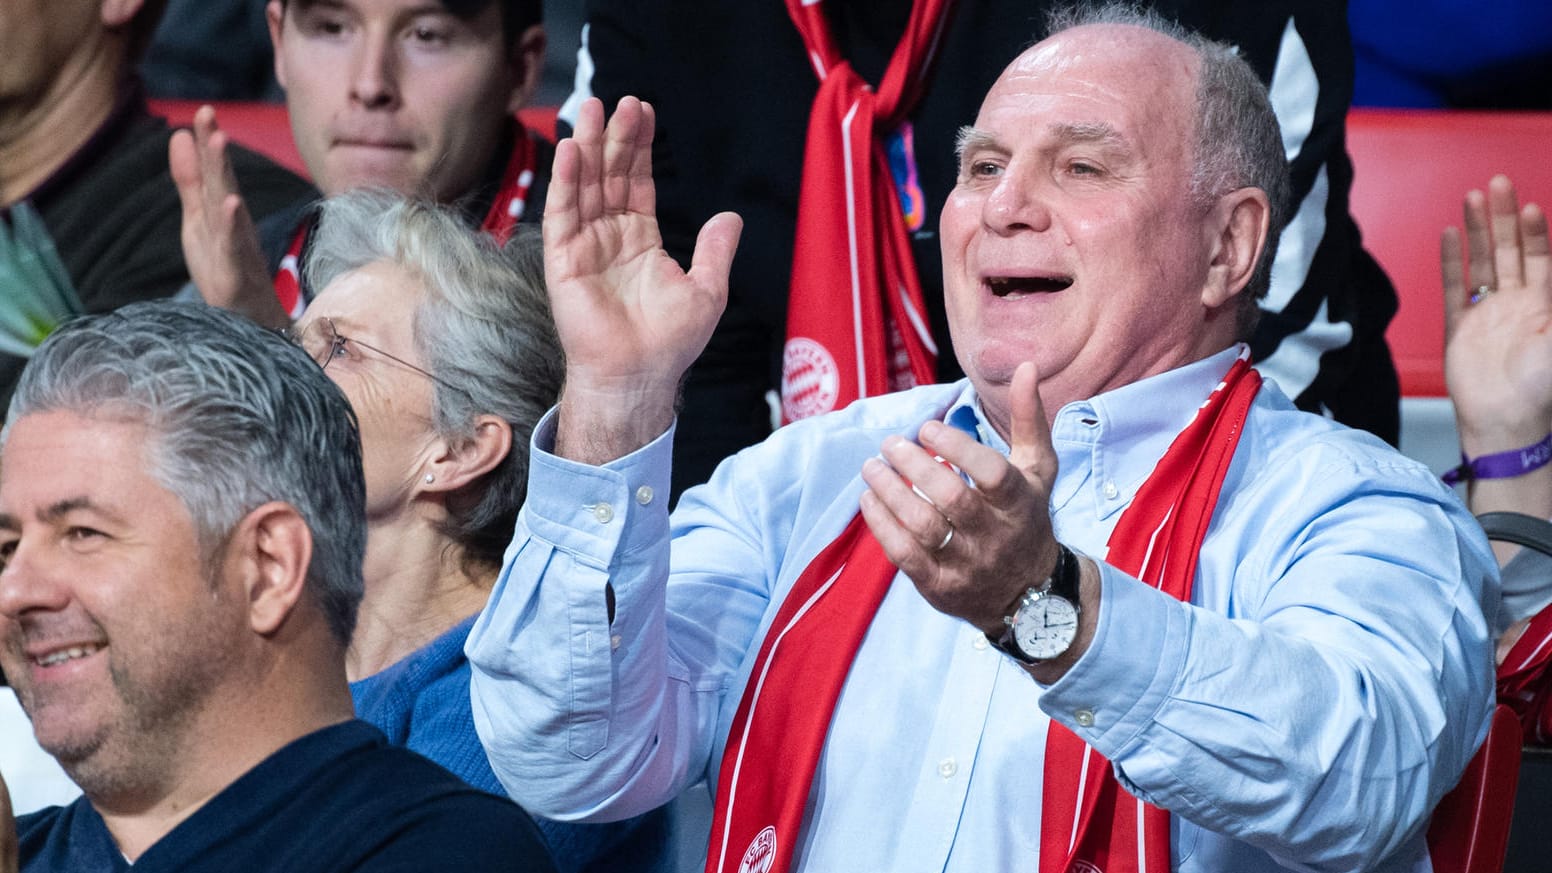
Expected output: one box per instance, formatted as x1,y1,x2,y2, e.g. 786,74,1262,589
170,105,289,328
1442,174,1552,457
859,361,1097,676
546,97,742,464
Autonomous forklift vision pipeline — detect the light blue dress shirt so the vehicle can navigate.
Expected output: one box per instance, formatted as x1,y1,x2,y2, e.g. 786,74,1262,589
469,346,1499,873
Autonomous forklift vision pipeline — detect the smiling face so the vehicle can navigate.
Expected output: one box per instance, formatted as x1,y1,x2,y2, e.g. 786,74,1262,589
299,260,439,521
941,24,1241,437
268,0,534,200
0,412,245,793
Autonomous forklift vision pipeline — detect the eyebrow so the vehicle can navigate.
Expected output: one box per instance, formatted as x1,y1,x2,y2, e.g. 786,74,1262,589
0,497,119,532
955,122,1131,162
955,126,1003,163
294,0,467,19
1048,121,1129,150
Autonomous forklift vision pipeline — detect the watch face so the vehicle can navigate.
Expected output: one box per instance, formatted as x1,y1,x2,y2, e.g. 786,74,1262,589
1011,594,1079,660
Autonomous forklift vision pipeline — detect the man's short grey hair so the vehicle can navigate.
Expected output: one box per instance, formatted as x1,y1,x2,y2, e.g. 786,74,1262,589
1045,2,1293,337
4,302,367,645
306,190,564,569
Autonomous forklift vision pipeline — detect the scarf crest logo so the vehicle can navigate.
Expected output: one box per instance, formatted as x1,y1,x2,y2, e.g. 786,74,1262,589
1070,862,1103,873
781,337,841,420
738,826,778,873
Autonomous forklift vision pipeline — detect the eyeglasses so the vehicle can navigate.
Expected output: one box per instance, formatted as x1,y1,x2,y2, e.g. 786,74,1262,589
285,317,461,394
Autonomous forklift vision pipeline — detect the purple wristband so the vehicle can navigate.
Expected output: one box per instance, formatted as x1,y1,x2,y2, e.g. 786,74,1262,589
1442,433,1552,486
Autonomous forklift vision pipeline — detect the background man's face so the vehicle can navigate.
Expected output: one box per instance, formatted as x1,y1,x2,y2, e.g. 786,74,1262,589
0,0,103,119
269,0,527,201
0,412,243,792
939,24,1221,429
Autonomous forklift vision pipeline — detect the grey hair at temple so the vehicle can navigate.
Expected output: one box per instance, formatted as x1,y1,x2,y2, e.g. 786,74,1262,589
305,190,564,569
1042,2,1293,336
3,302,367,645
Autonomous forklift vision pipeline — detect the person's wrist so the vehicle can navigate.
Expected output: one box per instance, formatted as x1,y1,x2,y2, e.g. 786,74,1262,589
1444,432,1552,486
555,378,680,465
1459,421,1551,457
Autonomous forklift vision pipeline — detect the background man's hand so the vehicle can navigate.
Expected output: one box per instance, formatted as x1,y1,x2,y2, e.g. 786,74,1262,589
1441,174,1552,542
171,105,289,328
1442,174,1552,456
546,97,742,464
859,362,1099,679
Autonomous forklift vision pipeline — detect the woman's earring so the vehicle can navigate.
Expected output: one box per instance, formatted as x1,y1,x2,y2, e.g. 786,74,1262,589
424,473,435,484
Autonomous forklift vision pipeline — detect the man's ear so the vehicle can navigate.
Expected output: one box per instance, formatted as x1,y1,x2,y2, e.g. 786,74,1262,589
1200,187,1271,310
504,24,546,115
100,0,144,29
266,0,289,91
225,501,313,636
420,416,513,496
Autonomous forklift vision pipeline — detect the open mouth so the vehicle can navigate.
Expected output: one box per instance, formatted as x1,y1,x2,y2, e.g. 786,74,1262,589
987,275,1075,297
34,643,103,668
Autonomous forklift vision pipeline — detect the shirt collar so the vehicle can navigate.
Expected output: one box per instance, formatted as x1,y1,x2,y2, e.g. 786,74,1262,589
944,345,1248,521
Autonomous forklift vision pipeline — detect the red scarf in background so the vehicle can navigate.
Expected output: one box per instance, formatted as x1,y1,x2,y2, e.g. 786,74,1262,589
706,351,1261,873
779,0,954,424
271,131,539,317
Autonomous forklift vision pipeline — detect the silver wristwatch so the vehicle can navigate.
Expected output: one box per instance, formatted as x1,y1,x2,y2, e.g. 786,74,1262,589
987,544,1081,664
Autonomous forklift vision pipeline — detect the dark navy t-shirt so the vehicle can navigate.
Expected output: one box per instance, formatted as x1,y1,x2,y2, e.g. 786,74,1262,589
16,720,557,872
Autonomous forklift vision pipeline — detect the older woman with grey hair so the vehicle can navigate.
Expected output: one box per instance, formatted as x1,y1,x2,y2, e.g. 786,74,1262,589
294,190,670,873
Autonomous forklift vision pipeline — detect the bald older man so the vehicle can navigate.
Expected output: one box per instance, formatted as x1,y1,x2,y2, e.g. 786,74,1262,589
467,7,1498,873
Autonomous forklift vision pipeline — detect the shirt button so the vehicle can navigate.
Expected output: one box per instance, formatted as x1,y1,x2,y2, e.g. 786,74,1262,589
591,502,615,524
972,635,989,651
938,757,957,779
635,485,655,506
1074,709,1096,728
1102,480,1119,500
610,634,623,651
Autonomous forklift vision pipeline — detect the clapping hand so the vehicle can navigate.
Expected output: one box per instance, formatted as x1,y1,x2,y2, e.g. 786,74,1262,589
859,362,1098,679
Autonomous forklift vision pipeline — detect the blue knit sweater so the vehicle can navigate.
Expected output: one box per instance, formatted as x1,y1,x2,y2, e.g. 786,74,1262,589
351,616,673,873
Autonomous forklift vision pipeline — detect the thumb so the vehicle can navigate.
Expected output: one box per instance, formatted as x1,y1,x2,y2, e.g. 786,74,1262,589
1007,361,1056,485
686,211,743,298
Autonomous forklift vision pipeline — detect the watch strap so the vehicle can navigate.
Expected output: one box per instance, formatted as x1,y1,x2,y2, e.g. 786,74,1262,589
1044,543,1082,603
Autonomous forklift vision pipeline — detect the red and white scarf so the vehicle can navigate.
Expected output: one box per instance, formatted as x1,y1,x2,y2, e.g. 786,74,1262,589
271,130,539,318
707,351,1261,873
778,0,954,423
1498,604,1552,745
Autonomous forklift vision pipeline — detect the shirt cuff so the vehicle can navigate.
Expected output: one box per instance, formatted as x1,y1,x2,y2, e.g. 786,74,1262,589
1037,563,1192,760
524,407,676,563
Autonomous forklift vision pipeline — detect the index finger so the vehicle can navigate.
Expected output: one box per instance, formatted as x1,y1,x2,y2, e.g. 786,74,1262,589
542,99,603,250
1522,202,1550,299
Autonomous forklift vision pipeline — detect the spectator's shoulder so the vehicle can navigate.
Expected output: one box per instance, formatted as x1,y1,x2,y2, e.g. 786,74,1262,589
326,742,557,873
1243,383,1456,506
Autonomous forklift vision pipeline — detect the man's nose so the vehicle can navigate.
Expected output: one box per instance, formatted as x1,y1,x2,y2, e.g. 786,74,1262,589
0,538,69,620
349,34,400,109
983,167,1054,235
